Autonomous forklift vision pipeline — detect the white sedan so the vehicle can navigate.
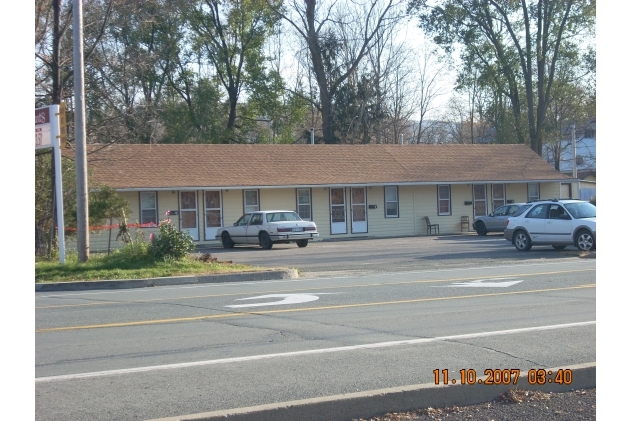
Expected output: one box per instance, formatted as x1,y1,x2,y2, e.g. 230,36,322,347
216,210,319,249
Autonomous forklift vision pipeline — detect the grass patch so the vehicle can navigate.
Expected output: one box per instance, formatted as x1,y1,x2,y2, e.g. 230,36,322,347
35,248,259,283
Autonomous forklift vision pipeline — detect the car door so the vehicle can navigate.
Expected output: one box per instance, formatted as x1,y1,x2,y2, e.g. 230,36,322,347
545,204,573,244
522,203,549,243
246,213,264,244
228,214,251,244
487,205,510,231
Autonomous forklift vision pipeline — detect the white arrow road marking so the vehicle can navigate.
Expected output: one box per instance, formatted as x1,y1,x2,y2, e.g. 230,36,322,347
438,278,523,288
225,293,337,308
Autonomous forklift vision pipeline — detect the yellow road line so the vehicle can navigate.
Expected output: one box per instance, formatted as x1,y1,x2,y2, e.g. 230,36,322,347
36,268,595,309
36,284,595,333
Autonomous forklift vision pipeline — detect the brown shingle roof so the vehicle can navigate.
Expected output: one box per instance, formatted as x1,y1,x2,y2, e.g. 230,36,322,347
77,144,569,189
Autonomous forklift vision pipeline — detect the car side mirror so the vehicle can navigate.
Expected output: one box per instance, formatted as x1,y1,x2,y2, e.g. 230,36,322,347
559,214,571,220
233,222,237,226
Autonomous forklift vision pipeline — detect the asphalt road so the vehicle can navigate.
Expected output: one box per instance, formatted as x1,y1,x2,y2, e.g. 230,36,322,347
35,239,596,421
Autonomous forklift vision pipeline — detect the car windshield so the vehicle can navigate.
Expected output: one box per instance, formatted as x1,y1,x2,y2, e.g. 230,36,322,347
564,202,596,219
235,214,252,226
266,212,302,222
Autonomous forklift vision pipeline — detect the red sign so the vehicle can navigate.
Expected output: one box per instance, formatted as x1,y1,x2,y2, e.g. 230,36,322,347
35,106,52,149
35,107,50,125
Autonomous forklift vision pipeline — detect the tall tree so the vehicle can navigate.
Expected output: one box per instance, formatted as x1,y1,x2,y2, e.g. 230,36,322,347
187,0,282,141
409,0,595,156
270,0,403,144
36,0,114,108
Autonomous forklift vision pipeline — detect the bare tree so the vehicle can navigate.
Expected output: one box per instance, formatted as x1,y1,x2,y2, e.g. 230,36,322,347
269,0,404,144
411,41,449,144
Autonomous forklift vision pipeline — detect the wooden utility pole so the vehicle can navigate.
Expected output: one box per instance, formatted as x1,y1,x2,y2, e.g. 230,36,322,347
73,0,89,261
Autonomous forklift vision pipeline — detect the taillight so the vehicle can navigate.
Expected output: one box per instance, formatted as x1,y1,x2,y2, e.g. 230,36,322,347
305,225,316,231
277,227,292,232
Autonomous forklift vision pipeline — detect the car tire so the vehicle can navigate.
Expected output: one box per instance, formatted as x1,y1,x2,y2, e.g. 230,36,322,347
552,245,567,250
576,230,595,251
296,239,308,248
259,232,273,249
221,232,235,248
513,230,532,251
475,222,487,236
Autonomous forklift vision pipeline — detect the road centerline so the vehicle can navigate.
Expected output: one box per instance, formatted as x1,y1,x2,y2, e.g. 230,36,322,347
36,284,595,333
36,268,594,309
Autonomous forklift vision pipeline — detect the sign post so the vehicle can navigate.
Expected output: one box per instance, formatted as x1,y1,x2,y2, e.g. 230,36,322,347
35,105,65,264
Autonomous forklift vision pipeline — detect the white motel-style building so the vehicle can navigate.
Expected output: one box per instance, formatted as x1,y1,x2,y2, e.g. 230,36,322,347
70,143,577,252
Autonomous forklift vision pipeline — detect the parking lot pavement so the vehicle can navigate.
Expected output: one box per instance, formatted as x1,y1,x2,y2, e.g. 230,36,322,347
195,234,593,278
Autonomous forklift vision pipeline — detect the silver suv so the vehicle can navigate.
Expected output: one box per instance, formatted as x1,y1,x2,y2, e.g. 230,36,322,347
504,200,596,251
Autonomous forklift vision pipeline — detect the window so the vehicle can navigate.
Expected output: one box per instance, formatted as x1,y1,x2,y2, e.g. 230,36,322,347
296,189,311,220
244,190,259,213
384,186,398,218
267,212,301,222
491,205,509,217
526,204,548,219
527,183,540,202
437,185,451,215
139,192,157,225
492,184,505,210
249,213,263,225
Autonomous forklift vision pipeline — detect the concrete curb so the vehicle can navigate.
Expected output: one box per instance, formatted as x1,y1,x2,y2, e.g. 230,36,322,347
147,362,595,421
35,268,299,292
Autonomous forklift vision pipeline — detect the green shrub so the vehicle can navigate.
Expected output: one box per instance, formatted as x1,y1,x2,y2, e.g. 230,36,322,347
149,221,195,261
113,239,152,263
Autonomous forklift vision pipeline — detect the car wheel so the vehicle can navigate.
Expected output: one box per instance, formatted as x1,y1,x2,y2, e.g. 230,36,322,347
552,245,567,250
576,230,595,251
296,239,308,248
475,222,487,236
513,230,532,251
221,232,235,248
259,232,273,249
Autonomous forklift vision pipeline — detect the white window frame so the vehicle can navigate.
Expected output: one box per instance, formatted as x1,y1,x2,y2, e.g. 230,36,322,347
139,191,158,225
384,186,399,218
296,188,312,220
528,183,540,202
437,185,451,216
244,189,260,213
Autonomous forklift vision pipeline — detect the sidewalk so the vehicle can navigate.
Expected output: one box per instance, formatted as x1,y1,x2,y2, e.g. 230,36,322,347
147,363,596,421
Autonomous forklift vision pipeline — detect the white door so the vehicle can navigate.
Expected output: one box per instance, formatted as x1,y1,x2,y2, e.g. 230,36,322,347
351,187,367,233
179,191,199,241
204,190,222,240
330,187,347,234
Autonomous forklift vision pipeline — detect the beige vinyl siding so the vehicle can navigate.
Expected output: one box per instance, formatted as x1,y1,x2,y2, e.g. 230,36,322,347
260,188,297,212
411,185,477,234
506,183,527,204
362,186,415,237
413,185,443,234
312,188,332,237
448,184,475,232
222,189,245,227
540,182,563,200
